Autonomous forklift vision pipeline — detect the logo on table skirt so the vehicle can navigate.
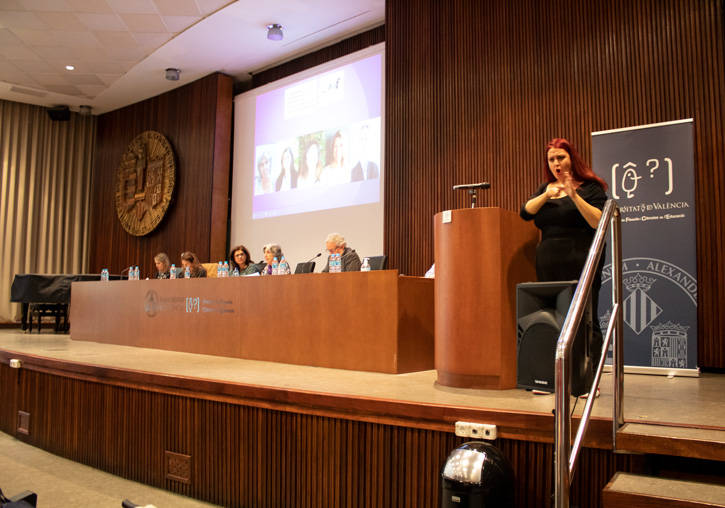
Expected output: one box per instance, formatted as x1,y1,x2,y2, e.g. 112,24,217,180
144,290,159,317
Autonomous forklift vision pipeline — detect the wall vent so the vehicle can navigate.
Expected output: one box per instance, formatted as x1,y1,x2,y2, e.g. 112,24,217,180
165,451,191,484
17,411,30,435
10,86,47,97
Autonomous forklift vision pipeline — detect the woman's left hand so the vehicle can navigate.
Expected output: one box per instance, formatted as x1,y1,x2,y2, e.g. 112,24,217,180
561,172,578,198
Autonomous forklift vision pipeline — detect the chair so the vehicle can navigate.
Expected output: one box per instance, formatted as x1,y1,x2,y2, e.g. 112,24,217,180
0,487,37,507
367,255,388,271
28,303,68,333
201,263,218,278
294,261,316,274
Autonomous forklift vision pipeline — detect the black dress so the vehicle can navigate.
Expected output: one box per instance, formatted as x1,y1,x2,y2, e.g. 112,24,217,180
520,180,608,353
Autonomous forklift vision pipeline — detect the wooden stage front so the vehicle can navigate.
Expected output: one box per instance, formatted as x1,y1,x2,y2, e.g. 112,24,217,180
1,329,725,507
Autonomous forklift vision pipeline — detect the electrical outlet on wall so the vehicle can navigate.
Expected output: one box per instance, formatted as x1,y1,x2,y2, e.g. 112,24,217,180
454,421,497,440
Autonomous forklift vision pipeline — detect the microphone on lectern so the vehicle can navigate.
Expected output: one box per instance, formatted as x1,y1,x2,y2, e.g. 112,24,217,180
452,182,491,191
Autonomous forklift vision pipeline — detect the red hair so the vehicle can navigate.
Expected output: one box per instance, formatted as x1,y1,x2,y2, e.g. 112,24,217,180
543,138,608,191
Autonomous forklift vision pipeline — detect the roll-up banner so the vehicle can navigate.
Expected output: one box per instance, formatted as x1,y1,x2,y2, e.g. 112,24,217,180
591,119,698,375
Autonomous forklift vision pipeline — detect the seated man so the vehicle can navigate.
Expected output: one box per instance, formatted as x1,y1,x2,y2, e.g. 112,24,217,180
321,233,362,272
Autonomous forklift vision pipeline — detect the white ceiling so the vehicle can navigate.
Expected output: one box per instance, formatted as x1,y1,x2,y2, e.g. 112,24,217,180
0,0,385,115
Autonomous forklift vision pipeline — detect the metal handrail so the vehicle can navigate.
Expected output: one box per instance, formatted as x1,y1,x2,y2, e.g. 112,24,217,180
554,199,623,508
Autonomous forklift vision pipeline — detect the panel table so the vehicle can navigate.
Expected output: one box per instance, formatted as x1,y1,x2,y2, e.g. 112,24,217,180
70,270,434,374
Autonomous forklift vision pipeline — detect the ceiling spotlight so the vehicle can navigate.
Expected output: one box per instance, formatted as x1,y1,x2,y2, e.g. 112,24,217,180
79,105,92,116
266,24,284,41
165,68,180,81
65,65,75,71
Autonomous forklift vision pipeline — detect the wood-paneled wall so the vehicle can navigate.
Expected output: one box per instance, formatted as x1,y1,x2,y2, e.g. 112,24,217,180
0,364,641,508
89,73,232,277
247,1,724,367
387,0,723,367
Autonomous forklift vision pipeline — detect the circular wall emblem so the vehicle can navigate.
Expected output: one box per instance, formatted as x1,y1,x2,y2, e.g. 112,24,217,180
115,131,176,236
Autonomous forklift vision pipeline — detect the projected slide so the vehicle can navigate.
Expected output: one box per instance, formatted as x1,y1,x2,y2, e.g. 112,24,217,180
253,53,382,219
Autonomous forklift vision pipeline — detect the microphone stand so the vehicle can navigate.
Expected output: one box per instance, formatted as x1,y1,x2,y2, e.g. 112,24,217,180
452,182,490,208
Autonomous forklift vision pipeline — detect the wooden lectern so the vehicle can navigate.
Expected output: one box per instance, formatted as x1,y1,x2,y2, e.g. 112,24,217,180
434,207,539,389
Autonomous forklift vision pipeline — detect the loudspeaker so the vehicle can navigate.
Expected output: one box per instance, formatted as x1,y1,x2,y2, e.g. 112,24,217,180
516,281,593,396
46,105,70,121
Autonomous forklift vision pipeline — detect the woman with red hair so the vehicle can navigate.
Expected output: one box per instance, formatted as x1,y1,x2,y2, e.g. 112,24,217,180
521,138,609,375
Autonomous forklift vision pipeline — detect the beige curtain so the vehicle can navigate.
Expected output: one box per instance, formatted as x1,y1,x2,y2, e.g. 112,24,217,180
0,99,95,323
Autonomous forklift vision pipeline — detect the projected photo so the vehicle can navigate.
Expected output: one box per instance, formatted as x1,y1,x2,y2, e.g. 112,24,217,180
252,53,382,219
254,140,299,195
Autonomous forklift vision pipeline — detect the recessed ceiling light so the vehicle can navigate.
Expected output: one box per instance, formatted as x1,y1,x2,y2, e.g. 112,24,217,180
65,65,75,71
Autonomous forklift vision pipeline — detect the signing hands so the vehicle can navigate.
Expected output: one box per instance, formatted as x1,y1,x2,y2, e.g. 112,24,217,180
546,171,577,199
524,171,583,217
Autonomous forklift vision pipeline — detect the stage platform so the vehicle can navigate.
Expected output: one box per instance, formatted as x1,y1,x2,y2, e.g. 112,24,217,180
1,329,723,443
1,329,724,507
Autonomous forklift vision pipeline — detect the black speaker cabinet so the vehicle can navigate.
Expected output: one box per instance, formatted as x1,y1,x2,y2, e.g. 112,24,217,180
47,105,70,121
516,281,593,396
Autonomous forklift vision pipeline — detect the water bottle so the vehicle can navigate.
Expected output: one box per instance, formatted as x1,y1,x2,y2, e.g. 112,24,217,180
330,254,337,273
232,267,239,277
184,266,191,279
170,264,177,279
279,256,289,275
334,253,342,273
223,261,230,278
100,268,109,281
361,258,371,272
272,257,279,275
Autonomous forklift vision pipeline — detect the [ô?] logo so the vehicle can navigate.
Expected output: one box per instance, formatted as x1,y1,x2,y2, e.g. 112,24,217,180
115,130,176,236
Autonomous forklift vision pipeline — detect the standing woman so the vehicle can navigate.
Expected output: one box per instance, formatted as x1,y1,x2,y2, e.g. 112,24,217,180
520,138,608,358
180,251,207,278
229,244,261,275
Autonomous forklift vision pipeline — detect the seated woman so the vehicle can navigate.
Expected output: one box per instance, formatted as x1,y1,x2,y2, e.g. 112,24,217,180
180,251,207,278
259,243,291,275
154,252,172,279
229,244,261,275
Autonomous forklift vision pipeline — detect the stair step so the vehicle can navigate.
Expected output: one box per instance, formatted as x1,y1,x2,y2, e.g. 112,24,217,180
603,472,725,507
617,423,725,461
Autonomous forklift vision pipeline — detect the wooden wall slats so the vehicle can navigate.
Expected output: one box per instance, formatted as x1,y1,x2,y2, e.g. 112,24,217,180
88,73,232,277
0,364,643,508
383,0,725,367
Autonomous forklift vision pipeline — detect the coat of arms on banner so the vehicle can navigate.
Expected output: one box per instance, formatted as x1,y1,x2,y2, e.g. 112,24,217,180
599,257,697,369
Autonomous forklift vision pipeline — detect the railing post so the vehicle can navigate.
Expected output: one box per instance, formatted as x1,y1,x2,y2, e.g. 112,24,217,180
554,199,618,508
554,352,571,508
611,208,625,447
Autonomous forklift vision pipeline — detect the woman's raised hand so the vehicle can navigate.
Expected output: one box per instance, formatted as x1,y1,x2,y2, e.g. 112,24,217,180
545,182,564,198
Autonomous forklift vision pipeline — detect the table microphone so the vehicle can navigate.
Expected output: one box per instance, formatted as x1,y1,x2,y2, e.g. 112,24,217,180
306,252,322,262
452,182,491,190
